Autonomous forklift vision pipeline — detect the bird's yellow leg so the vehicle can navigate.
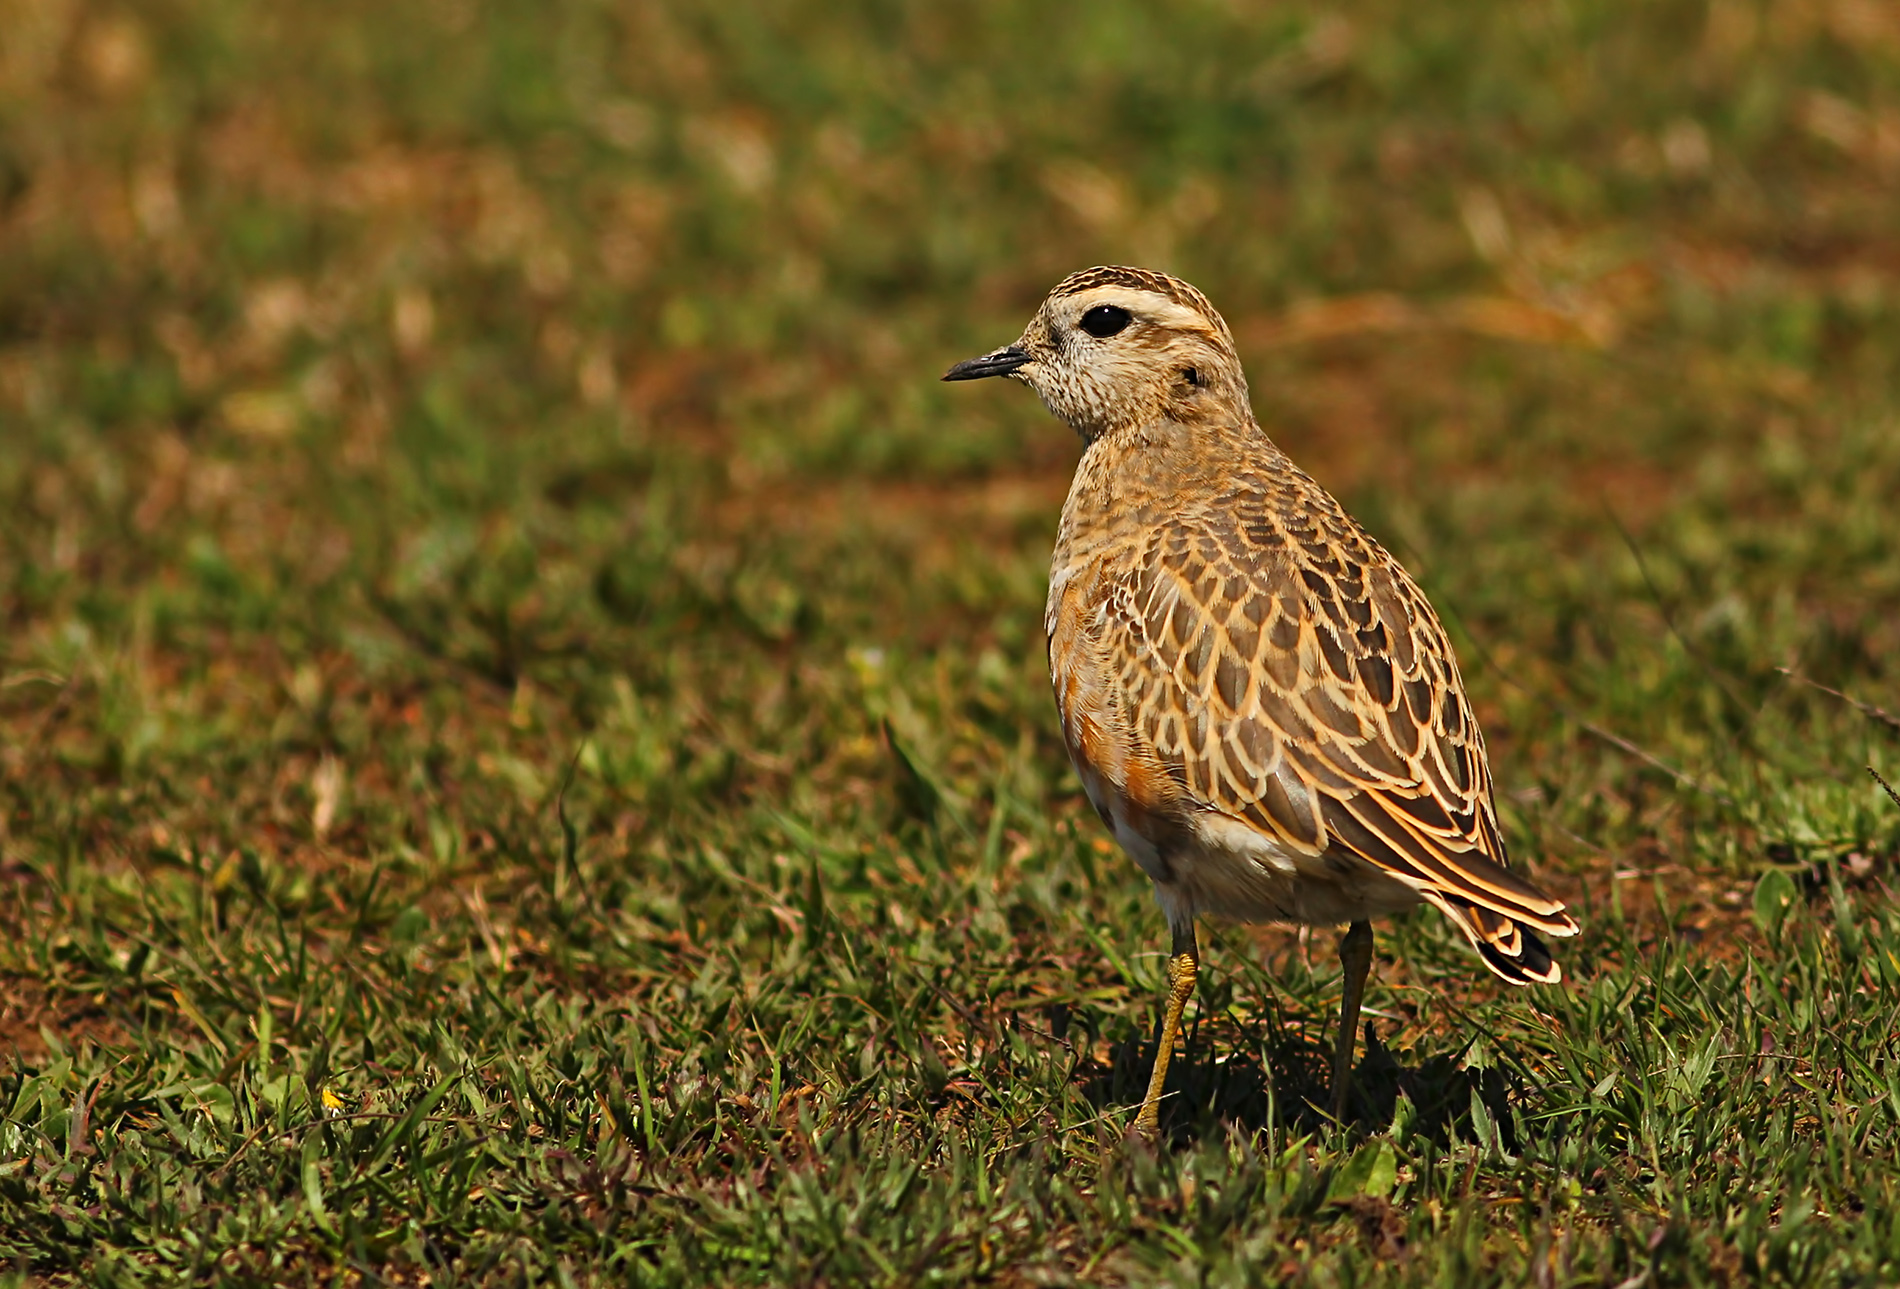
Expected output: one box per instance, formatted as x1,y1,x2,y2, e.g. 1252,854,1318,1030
1134,922,1198,1139
1331,920,1374,1123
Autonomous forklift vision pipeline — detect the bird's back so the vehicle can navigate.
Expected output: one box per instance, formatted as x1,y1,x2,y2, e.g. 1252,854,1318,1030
1047,416,1576,981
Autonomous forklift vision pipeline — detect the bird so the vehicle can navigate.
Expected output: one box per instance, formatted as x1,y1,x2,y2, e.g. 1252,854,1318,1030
943,265,1578,1136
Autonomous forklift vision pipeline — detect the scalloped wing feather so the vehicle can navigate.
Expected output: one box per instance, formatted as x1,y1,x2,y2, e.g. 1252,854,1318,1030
1056,459,1576,982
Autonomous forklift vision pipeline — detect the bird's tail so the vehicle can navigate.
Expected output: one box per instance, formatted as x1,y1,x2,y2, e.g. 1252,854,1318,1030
1419,891,1577,985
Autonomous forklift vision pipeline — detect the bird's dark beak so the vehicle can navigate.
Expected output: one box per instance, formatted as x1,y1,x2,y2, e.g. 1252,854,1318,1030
941,344,1031,382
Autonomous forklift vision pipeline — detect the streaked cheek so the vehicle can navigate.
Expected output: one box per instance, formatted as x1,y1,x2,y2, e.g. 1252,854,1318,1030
1051,368,1117,426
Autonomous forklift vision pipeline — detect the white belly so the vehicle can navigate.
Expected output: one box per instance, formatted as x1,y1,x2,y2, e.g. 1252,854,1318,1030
1166,815,1425,927
1134,803,1426,930
1071,747,1422,929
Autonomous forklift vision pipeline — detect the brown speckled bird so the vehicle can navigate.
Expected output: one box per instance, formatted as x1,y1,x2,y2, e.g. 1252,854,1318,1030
944,266,1578,1135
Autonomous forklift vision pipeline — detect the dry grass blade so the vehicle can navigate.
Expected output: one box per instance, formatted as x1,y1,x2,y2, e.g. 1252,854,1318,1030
1779,668,1900,737
1871,767,1900,813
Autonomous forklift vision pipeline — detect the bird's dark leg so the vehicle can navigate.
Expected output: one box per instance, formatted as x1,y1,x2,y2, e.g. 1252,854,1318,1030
1134,919,1199,1139
1331,920,1374,1123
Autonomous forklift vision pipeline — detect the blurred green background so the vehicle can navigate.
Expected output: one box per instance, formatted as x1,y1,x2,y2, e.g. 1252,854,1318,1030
4,0,1900,1284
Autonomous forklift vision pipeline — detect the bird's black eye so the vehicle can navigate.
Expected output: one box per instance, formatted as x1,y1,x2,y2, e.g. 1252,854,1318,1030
1079,304,1132,338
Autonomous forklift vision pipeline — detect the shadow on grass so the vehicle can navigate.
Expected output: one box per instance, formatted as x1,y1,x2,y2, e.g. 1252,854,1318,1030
1080,1022,1520,1148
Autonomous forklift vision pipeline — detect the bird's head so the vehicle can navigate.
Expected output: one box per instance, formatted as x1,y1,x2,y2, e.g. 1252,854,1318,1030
943,265,1249,444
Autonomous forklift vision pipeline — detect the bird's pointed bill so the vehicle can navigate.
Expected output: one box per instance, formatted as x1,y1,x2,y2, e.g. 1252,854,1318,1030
942,345,1031,381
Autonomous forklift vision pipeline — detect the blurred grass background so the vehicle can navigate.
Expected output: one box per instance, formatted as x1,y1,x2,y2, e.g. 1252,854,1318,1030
4,0,1900,1283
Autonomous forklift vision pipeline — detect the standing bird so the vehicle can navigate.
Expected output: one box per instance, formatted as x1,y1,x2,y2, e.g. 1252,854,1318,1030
943,266,1577,1136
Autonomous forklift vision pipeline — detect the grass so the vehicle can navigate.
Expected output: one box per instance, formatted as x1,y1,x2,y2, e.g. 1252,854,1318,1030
4,0,1900,1282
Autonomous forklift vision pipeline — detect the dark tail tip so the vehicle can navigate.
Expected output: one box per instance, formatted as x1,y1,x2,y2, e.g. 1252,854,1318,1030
1477,923,1561,985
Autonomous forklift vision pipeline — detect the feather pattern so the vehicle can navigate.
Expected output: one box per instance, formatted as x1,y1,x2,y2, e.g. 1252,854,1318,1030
1027,269,1576,983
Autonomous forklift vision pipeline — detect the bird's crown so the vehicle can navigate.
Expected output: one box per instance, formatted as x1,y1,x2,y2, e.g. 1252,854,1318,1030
1047,265,1220,322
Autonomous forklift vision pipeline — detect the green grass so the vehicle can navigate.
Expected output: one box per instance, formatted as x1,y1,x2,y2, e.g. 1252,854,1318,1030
4,0,1900,1282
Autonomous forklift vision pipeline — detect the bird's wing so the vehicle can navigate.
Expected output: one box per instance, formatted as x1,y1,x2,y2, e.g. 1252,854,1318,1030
1076,479,1577,970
